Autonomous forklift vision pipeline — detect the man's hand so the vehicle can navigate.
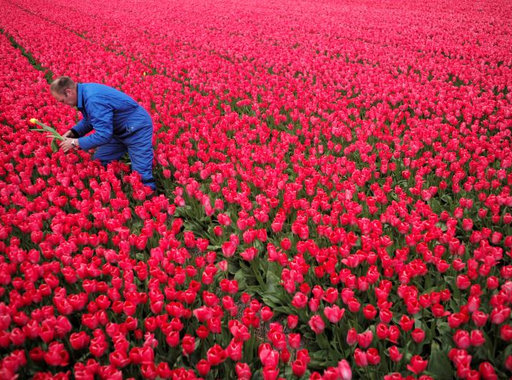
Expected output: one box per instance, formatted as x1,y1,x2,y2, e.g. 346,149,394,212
63,130,75,138
60,138,77,152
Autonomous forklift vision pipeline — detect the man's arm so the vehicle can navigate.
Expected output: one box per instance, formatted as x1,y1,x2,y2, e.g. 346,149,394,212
77,100,114,150
70,118,93,137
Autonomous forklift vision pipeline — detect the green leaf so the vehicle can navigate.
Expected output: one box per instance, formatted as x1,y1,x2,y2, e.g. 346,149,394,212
309,349,332,369
426,341,453,380
51,139,59,152
316,333,330,350
262,294,285,306
265,265,281,290
234,267,248,289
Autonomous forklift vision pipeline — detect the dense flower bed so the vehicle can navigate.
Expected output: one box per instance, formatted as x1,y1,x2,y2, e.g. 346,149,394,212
0,0,511,378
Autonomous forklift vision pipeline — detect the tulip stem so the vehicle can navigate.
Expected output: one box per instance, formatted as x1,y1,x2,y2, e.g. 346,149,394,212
492,325,497,358
364,365,372,380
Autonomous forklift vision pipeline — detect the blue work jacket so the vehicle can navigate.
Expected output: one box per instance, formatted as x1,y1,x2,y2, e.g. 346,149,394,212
71,83,152,151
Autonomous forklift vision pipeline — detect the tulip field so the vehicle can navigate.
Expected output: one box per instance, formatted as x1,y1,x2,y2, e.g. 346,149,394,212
1,0,512,378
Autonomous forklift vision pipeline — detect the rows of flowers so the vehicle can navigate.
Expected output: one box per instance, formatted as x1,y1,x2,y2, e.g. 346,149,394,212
0,0,512,378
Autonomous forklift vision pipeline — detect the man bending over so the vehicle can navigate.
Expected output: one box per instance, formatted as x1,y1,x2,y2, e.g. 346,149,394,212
51,76,156,192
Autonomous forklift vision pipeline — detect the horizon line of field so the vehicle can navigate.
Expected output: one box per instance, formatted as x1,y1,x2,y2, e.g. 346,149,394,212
4,0,465,89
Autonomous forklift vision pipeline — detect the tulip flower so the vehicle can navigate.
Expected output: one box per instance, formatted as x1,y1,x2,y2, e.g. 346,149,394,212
337,359,352,380
207,344,227,366
407,355,428,375
196,359,210,376
411,328,426,343
258,343,279,368
308,315,325,334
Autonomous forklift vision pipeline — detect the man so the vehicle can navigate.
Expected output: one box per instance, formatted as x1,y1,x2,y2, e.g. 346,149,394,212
51,76,156,192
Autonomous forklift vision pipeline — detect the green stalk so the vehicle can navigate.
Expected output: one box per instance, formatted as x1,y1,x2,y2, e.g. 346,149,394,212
30,118,65,152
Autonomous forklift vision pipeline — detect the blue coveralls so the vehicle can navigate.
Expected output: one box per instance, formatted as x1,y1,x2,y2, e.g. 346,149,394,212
71,83,156,190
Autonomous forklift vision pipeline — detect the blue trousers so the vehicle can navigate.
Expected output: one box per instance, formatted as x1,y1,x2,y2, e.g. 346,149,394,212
94,125,155,190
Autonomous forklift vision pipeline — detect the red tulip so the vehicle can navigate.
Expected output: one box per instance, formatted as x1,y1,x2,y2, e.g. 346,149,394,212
226,339,243,361
44,342,69,366
229,320,251,341
347,297,361,312
287,315,299,329
505,355,512,372
346,328,358,346
470,330,485,346
479,362,497,380
389,346,403,362
196,359,211,376
258,343,279,368
324,305,345,323
353,349,368,367
235,362,252,379
490,305,511,324
109,351,130,368
453,330,470,349
500,325,512,341
456,275,472,290
337,359,352,380
181,334,195,355
140,363,158,379
308,315,325,334
399,315,414,332
70,332,90,350
407,355,428,374
376,323,389,340
262,366,279,380
207,344,227,366
166,331,179,347
291,292,308,309
411,328,425,343
363,304,377,320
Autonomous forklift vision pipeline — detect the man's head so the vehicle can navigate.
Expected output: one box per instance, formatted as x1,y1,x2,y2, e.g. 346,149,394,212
50,77,78,107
